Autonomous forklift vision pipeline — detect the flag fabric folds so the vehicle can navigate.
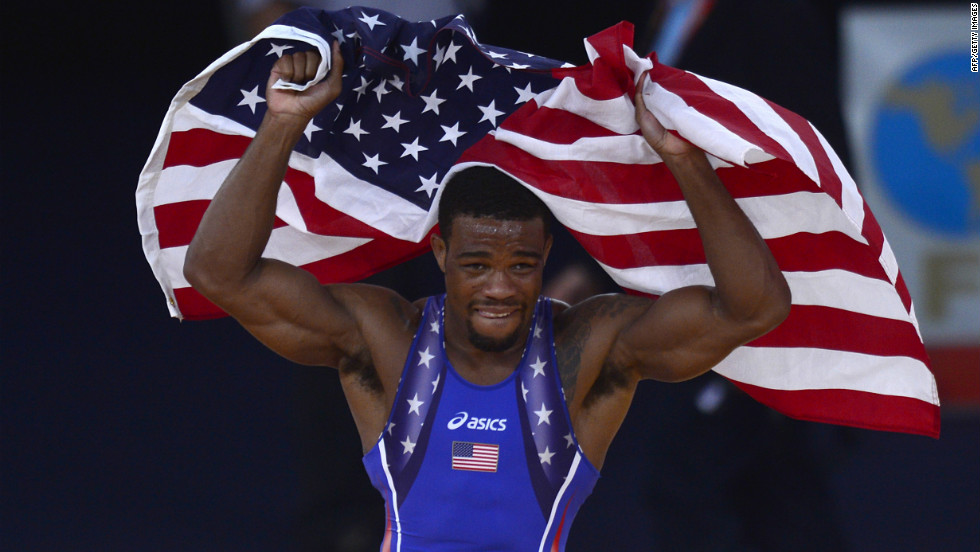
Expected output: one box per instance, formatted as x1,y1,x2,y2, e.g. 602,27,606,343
136,7,940,437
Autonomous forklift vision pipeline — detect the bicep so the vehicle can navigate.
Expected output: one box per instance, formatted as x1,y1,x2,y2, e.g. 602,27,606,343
613,285,756,382
207,258,366,367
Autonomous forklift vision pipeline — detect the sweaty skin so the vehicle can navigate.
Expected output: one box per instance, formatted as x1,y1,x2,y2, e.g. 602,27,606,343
183,46,791,468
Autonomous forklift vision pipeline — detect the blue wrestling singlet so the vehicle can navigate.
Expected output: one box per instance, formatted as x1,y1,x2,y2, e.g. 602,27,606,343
362,295,599,551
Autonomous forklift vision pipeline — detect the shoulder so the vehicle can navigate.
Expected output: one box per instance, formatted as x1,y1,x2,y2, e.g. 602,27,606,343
321,284,425,371
550,293,653,402
321,284,428,395
553,293,651,337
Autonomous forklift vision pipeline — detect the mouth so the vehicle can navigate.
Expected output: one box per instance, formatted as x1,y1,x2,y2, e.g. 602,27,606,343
472,303,521,320
475,307,518,319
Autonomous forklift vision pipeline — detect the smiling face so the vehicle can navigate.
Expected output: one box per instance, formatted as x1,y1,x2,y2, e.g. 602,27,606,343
432,215,552,354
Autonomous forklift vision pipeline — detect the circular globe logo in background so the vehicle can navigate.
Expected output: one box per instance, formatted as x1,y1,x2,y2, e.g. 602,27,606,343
871,50,980,238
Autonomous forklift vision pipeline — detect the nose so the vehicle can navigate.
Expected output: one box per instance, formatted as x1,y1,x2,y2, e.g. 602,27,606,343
482,269,517,300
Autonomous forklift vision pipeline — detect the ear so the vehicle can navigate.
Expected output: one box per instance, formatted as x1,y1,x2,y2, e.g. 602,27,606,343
542,234,553,266
431,233,448,273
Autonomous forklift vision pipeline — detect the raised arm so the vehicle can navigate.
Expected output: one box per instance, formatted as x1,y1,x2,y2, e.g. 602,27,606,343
183,43,413,369
592,76,791,383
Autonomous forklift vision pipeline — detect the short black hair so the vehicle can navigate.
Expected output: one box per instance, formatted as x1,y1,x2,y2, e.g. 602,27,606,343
438,166,552,240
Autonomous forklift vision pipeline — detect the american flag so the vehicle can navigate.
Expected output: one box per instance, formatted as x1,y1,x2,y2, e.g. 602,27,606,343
452,441,500,473
136,7,939,437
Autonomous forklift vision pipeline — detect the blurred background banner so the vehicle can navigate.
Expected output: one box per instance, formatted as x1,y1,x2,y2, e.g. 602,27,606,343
842,6,980,409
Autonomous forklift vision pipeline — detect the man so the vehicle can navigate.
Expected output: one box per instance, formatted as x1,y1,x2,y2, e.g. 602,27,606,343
183,41,791,550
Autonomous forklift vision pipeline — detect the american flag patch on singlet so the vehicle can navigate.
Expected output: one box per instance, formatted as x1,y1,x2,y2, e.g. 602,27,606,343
451,441,499,473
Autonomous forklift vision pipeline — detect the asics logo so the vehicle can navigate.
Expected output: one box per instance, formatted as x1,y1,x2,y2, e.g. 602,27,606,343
447,411,507,431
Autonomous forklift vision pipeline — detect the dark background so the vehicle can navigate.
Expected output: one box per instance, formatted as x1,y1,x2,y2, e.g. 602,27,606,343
2,1,977,550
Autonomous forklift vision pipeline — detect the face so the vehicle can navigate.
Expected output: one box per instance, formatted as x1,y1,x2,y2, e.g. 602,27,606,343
432,215,552,353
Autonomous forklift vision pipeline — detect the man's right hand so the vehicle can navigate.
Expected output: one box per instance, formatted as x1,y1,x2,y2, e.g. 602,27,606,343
265,41,345,128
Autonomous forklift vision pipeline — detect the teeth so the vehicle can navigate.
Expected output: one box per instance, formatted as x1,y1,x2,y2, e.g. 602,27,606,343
480,311,509,318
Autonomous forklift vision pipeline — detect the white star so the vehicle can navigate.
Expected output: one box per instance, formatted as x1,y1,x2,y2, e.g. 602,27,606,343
388,74,405,91
358,11,386,30
538,446,555,465
433,44,446,69
530,357,547,378
353,76,371,100
508,63,530,70
477,100,505,127
417,347,434,368
533,323,543,339
344,119,369,141
429,320,440,333
534,403,553,425
362,153,387,174
331,26,346,44
521,382,529,401
416,173,440,198
431,373,440,393
401,37,425,65
420,89,446,115
439,122,467,146
387,422,396,435
401,436,416,454
407,393,424,415
237,85,265,114
266,43,292,57
456,67,482,91
381,111,409,132
514,83,536,103
372,80,389,102
443,41,462,64
564,433,575,448
401,137,429,161
303,120,321,141
486,49,508,59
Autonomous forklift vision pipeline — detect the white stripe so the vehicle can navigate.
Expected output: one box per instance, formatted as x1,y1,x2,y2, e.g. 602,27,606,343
299,152,432,242
153,161,238,204
172,101,259,136
533,187,867,244
158,230,372,288
697,74,821,184
534,76,640,135
641,80,775,166
600,264,915,324
715,346,939,405
495,129,660,164
378,441,403,552
812,122,866,231
538,451,582,552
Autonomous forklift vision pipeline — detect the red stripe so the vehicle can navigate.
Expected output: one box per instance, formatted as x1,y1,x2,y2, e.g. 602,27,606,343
749,304,930,363
172,234,433,319
499,104,624,144
729,380,940,438
163,128,252,168
570,229,890,282
154,200,288,249
461,134,821,204
550,495,575,552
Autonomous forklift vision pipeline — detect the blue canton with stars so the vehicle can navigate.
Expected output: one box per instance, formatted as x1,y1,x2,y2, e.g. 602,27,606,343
188,6,563,211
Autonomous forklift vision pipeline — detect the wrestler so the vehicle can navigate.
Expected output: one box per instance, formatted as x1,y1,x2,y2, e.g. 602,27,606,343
183,42,791,550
